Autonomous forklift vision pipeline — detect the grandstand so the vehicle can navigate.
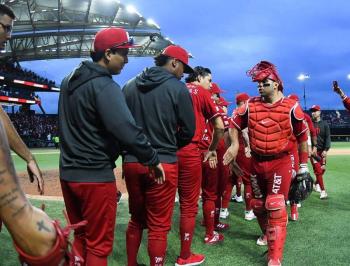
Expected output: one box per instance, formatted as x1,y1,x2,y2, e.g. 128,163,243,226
0,0,175,120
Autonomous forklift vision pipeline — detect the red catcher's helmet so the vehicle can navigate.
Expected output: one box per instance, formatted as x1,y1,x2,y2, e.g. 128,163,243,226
247,61,284,91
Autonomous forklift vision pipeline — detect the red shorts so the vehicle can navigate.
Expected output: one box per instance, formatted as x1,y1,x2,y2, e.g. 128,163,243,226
60,180,117,257
250,154,293,199
123,162,178,233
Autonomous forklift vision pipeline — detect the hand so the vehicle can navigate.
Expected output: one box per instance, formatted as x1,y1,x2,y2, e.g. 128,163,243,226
333,85,344,96
311,147,317,157
149,163,165,184
203,150,218,169
321,150,327,157
223,145,238,165
245,147,251,158
27,159,44,195
297,163,309,176
308,146,312,158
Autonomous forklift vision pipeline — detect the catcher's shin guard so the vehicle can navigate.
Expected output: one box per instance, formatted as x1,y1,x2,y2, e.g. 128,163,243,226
15,220,87,266
265,194,288,265
251,198,267,233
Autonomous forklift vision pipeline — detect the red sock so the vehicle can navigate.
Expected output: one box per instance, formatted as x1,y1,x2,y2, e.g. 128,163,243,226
244,185,253,211
126,220,143,266
179,216,196,259
86,252,107,266
236,182,242,197
316,174,325,190
222,182,233,208
148,233,167,266
203,200,215,236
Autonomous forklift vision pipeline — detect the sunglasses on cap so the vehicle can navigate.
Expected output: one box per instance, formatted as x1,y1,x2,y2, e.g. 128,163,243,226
110,37,135,49
0,22,12,34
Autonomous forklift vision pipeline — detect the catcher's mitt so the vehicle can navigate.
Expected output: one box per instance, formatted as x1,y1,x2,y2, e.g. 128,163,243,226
289,171,314,202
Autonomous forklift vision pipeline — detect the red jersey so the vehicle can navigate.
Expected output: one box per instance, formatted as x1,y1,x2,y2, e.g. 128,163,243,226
199,105,229,150
186,83,220,144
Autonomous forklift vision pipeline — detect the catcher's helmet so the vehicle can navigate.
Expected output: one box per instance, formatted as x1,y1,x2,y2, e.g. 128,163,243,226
289,172,314,202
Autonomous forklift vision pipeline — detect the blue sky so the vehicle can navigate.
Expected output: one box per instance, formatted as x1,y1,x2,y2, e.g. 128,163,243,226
22,0,350,114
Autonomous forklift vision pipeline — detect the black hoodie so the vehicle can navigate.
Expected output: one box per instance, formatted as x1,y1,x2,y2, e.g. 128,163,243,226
123,66,195,163
58,60,159,182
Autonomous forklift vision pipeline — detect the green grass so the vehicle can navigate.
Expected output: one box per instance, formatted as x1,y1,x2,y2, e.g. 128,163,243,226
10,148,122,172
329,141,350,149
1,149,350,265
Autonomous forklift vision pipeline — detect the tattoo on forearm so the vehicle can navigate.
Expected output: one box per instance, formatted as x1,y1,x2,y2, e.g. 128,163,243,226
37,220,51,233
12,203,27,217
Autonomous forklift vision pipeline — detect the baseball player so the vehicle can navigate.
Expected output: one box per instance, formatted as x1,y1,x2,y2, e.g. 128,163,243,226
288,94,317,221
333,83,350,111
221,93,256,221
309,105,331,199
213,96,233,228
224,61,309,266
122,45,195,266
199,84,230,244
176,67,224,265
59,27,164,266
0,3,44,234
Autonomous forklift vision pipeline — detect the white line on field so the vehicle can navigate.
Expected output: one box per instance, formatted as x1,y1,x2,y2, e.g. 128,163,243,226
11,151,60,156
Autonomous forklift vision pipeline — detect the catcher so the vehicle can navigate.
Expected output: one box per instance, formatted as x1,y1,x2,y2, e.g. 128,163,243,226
224,61,309,266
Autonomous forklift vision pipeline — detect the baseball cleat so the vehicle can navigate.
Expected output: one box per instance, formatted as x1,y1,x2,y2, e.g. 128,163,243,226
215,222,230,231
204,231,224,245
256,234,267,246
244,210,256,221
175,253,205,266
314,184,321,193
268,258,281,266
231,195,243,203
219,208,229,219
320,190,328,199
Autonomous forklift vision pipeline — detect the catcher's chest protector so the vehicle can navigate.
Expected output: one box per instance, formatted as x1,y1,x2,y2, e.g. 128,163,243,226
248,98,295,155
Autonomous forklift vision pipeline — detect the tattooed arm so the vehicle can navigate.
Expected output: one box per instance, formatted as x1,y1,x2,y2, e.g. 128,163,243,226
0,119,56,256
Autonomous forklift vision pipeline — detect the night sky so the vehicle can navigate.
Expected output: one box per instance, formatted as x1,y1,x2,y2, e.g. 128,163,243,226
22,0,350,114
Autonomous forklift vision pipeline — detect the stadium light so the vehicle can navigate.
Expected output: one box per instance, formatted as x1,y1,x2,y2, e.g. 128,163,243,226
147,19,160,29
347,74,350,80
126,5,141,17
297,73,310,110
297,73,310,81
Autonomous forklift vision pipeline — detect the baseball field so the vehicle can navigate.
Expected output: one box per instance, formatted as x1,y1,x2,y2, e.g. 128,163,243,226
1,143,350,265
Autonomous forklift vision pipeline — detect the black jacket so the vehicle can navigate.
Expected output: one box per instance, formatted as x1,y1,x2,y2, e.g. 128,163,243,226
58,61,159,182
123,66,195,163
313,119,331,151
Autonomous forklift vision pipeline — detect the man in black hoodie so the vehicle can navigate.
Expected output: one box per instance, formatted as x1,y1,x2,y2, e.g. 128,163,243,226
58,27,164,266
122,45,195,266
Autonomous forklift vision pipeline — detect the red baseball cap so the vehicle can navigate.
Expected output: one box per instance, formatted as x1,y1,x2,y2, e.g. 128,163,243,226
236,93,250,104
93,27,139,52
288,94,300,102
217,97,231,107
162,45,193,73
310,105,321,112
210,83,226,95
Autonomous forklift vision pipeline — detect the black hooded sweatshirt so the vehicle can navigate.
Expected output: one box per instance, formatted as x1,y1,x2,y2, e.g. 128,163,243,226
123,66,195,163
58,61,159,182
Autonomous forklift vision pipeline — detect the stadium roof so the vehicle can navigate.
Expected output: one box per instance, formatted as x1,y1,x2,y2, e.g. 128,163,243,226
1,0,174,61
